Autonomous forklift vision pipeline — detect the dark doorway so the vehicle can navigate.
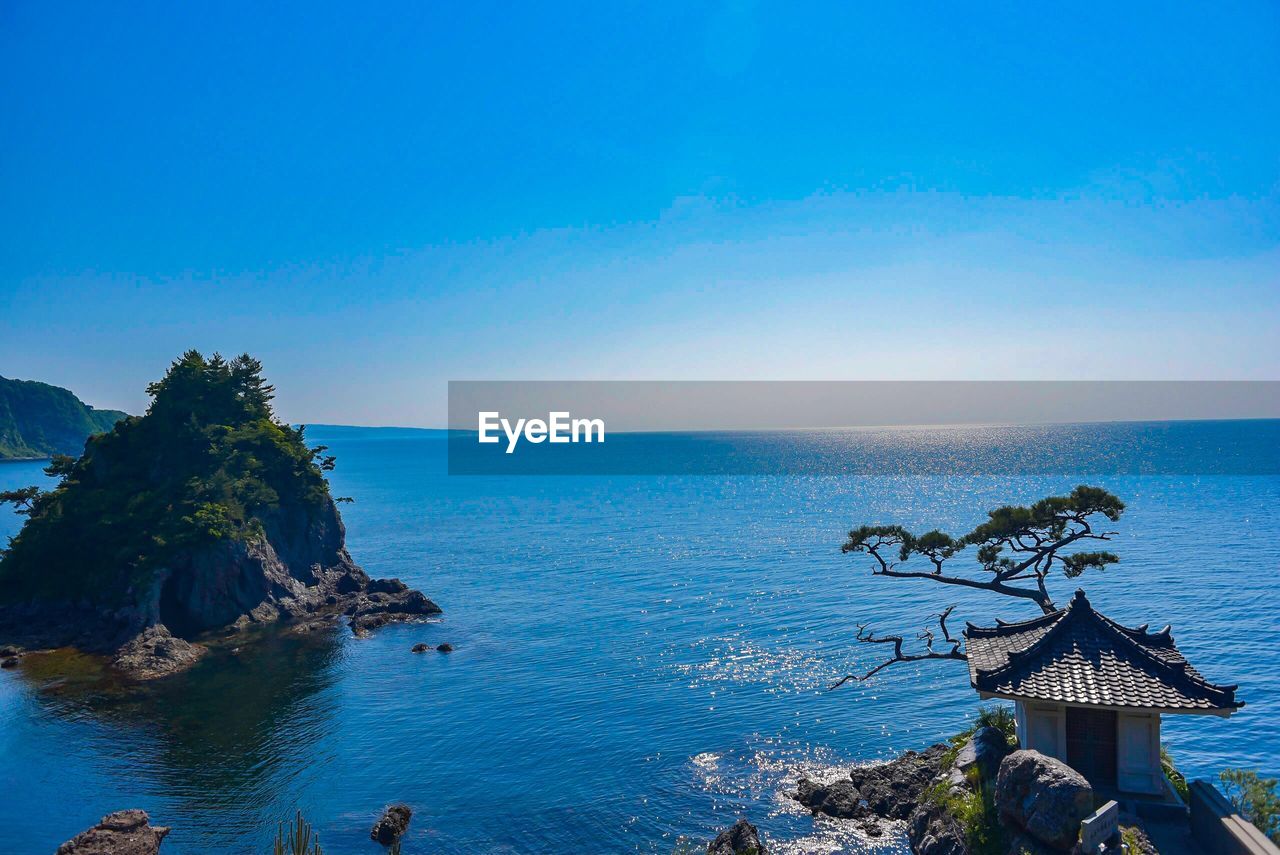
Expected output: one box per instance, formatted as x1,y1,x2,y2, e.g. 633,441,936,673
1066,706,1117,787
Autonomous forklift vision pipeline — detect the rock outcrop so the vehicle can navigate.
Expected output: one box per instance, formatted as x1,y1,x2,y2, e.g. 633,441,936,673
707,818,767,855
908,801,969,855
794,778,866,819
0,493,440,680
795,742,950,821
56,810,169,854
0,352,442,681
995,750,1094,851
371,803,413,845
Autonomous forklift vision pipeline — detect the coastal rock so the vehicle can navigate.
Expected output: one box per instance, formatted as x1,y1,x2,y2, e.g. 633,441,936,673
995,750,1093,850
794,778,867,819
1,657,16,669
370,803,413,845
411,643,430,653
112,625,207,681
848,742,948,820
437,642,454,652
954,726,1011,783
707,818,767,855
347,585,442,637
908,801,969,855
56,809,169,854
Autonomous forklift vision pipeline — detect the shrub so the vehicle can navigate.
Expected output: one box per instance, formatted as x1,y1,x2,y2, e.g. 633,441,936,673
1220,768,1280,844
1161,745,1188,802
975,703,1017,745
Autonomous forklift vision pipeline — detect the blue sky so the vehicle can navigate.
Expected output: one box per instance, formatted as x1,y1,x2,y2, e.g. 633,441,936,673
2,1,1278,425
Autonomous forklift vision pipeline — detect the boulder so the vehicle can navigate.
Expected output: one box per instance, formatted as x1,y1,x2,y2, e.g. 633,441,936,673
370,803,412,845
707,818,767,855
907,801,969,855
793,778,866,819
995,750,1094,851
954,726,1011,783
56,809,169,854
111,625,206,681
411,643,430,653
1,657,16,669
437,642,454,653
848,742,948,819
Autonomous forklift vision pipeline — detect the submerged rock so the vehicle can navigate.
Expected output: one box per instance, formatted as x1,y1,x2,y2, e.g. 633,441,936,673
370,803,413,845
707,818,767,855
411,643,430,653
995,750,1093,851
56,809,169,854
436,642,454,653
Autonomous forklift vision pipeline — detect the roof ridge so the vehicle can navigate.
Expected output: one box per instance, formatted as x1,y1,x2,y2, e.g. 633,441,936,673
973,589,1239,707
1090,608,1239,701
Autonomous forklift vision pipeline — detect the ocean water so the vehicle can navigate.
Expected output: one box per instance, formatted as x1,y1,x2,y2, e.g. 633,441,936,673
0,423,1277,855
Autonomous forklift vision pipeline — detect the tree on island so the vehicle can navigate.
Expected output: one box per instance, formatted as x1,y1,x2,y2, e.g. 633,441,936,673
832,485,1125,687
0,350,340,603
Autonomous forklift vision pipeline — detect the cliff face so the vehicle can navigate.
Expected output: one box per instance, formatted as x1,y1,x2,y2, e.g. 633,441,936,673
0,352,439,678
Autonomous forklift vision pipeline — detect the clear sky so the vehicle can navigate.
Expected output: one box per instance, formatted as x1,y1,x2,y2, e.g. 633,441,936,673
2,2,1278,426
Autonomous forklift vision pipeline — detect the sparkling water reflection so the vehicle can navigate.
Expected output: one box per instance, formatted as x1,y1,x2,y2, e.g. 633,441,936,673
0,425,1276,853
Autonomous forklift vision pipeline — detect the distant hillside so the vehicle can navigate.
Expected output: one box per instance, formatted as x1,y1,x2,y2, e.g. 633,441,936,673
0,375,129,459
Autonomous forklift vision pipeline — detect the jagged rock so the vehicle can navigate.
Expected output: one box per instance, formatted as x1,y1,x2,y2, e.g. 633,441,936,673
908,801,969,855
848,742,948,820
995,750,1093,851
707,818,767,855
411,643,430,653
112,626,207,681
56,809,169,854
437,642,454,653
370,803,412,845
793,778,867,819
347,586,442,637
954,726,1011,783
858,817,884,838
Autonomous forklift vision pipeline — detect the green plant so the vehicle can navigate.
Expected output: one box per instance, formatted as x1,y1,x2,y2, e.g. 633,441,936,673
1220,768,1280,844
1161,745,1188,802
976,703,1018,745
948,776,1010,855
272,810,323,855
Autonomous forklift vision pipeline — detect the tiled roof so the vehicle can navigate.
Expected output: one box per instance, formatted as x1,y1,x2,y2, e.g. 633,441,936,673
964,589,1242,712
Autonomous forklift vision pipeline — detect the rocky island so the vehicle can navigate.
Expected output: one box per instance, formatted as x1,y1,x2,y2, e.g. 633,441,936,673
0,351,439,679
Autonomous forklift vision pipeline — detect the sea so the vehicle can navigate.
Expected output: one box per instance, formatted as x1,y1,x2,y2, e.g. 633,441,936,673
0,421,1277,854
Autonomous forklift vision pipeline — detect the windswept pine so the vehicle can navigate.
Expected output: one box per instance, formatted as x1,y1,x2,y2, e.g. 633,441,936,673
0,351,439,678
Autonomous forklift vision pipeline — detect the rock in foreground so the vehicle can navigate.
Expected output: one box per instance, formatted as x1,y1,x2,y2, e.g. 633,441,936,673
995,750,1094,851
371,803,413,845
57,810,169,855
707,818,767,855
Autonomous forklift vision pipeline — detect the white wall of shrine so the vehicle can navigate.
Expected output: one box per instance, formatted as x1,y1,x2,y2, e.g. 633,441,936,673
1013,700,1165,796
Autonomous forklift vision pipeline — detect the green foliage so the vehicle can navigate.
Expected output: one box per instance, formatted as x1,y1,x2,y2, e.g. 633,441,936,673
1161,745,1188,802
842,485,1125,582
1220,768,1280,844
272,810,323,855
976,703,1018,744
0,351,336,604
0,374,127,459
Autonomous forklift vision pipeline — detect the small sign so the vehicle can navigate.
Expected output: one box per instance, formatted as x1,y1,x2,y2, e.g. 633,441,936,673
1081,800,1120,853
